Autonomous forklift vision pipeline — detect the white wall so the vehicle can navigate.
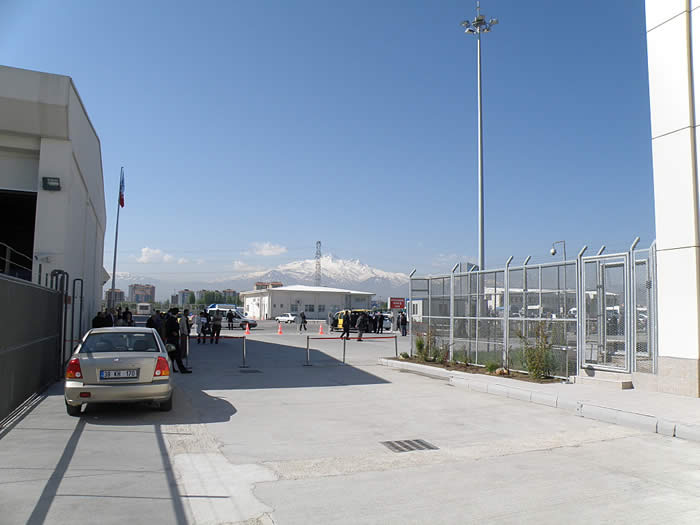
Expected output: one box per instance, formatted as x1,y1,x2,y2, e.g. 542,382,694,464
646,0,700,395
0,66,106,353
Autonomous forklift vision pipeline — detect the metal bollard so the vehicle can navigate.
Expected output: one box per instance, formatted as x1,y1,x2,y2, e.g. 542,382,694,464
240,337,249,368
395,335,398,357
342,337,346,364
304,335,312,366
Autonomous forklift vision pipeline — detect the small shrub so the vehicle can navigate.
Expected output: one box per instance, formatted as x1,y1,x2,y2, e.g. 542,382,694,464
415,334,427,360
519,322,554,381
485,361,499,374
399,351,410,359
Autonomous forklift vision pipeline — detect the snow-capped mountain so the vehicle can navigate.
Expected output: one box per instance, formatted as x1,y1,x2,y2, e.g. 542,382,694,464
246,255,408,289
107,256,408,300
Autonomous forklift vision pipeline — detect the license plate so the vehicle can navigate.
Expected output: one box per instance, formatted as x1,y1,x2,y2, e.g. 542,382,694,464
100,369,139,379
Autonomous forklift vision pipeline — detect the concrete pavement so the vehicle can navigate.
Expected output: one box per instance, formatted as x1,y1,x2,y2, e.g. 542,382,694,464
2,328,700,524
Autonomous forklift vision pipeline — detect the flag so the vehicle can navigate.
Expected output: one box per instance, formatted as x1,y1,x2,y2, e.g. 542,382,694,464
118,168,125,208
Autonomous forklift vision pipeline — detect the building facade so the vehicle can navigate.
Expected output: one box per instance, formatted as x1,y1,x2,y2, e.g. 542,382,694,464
128,283,155,303
177,289,193,306
645,0,700,396
0,65,107,345
105,289,125,304
254,281,283,290
241,285,373,320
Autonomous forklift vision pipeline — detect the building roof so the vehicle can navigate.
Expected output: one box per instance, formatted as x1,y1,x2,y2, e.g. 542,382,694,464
241,285,374,296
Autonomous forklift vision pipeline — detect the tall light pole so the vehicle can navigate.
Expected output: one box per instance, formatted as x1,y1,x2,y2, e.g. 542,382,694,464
462,2,497,271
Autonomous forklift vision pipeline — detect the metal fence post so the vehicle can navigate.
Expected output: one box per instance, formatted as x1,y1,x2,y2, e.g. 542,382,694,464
628,237,640,373
240,337,249,368
576,246,588,372
304,335,311,366
450,263,459,362
342,336,347,364
394,334,398,357
409,269,416,357
503,256,513,368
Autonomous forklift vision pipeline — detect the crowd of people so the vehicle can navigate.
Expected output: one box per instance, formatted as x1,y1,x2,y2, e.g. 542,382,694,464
91,306,134,328
336,310,408,341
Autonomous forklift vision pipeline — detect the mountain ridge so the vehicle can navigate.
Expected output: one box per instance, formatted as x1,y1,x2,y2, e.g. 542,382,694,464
108,255,409,300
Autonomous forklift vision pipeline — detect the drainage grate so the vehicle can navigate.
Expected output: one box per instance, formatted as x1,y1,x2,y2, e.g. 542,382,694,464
239,369,262,373
380,439,438,453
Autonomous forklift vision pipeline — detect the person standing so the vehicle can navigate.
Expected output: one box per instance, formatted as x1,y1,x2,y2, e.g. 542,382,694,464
341,310,351,340
300,311,307,331
377,311,383,334
166,309,190,373
226,309,234,330
400,311,408,336
211,310,222,344
357,311,367,342
123,306,133,326
197,310,210,344
179,309,190,363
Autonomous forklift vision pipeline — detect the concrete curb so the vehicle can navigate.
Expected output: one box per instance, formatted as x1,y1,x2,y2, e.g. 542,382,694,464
378,358,699,444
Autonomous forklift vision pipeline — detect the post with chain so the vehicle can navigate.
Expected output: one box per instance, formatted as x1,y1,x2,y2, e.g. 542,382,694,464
304,335,311,366
240,337,248,368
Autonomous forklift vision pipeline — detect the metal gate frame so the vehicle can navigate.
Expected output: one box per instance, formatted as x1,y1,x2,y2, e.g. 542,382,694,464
411,237,656,379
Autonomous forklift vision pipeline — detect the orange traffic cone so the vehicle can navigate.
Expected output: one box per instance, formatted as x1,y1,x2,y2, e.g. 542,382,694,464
245,323,251,335
277,322,283,335
319,323,325,335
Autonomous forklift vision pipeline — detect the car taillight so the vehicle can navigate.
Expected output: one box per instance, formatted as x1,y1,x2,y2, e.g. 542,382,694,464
154,356,170,377
66,358,82,379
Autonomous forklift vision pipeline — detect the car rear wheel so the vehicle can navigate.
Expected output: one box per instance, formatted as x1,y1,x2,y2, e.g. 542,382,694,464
159,396,173,412
66,401,82,417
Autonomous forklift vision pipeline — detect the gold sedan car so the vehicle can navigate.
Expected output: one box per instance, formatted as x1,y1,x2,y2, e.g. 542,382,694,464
64,327,174,416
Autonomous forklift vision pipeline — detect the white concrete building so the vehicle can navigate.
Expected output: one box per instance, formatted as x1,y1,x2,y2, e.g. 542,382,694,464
241,285,374,320
0,65,107,341
645,1,700,396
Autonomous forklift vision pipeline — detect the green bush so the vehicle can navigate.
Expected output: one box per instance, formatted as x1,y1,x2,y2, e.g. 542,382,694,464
399,352,410,359
485,361,499,373
415,334,427,361
520,322,554,381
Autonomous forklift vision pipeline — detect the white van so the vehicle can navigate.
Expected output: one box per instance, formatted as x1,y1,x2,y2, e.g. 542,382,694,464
136,303,152,316
206,306,257,329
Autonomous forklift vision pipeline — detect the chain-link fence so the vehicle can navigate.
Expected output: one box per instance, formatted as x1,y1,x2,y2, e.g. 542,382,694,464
409,241,657,380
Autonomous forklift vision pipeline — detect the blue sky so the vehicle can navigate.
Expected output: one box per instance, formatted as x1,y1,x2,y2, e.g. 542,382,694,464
1,0,654,282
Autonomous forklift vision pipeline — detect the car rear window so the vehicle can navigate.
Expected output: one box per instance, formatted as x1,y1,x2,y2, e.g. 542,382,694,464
81,332,159,353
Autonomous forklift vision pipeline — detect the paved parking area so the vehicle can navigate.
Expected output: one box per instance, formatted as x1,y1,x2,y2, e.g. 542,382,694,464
2,330,700,524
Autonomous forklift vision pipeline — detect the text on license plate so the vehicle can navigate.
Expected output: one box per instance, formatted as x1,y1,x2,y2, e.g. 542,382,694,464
100,369,138,379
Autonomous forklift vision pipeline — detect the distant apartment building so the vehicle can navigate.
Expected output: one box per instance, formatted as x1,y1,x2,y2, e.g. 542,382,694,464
222,289,238,302
128,283,155,303
170,294,178,305
196,289,207,302
254,281,283,290
105,289,125,304
177,289,193,306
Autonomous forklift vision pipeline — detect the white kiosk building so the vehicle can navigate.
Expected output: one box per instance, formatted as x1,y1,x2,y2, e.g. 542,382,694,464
241,285,374,320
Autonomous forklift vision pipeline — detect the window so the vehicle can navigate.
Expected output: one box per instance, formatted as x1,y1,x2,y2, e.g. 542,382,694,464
318,305,326,312
273,304,276,308
305,305,315,312
81,332,159,353
291,304,298,312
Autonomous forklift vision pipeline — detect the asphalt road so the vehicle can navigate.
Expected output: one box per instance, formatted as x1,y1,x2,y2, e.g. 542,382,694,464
2,331,700,524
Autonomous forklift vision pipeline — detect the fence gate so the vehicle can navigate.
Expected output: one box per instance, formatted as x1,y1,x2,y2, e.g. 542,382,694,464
580,253,630,372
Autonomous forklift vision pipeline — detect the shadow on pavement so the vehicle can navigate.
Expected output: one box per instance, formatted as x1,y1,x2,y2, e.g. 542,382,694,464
180,338,391,390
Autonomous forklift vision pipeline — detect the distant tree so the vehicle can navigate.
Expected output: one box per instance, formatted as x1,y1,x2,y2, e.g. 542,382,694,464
188,292,196,304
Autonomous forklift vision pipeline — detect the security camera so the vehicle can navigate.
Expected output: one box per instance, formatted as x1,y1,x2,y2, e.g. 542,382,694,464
550,247,557,256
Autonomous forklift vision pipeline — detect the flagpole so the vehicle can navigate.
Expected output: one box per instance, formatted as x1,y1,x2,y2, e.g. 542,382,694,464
109,167,123,310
